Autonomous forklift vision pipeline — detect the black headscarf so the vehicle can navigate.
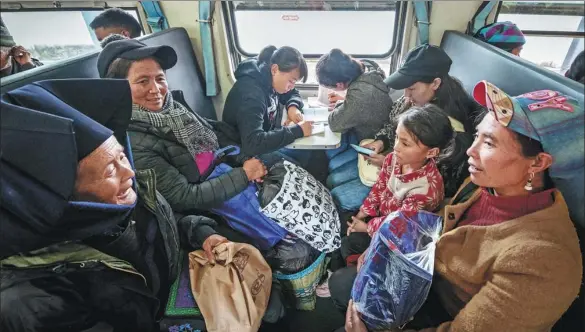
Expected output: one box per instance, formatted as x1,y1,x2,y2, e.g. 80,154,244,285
1,79,135,258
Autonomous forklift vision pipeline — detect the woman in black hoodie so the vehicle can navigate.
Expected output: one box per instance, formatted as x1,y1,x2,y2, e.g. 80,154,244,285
222,45,314,168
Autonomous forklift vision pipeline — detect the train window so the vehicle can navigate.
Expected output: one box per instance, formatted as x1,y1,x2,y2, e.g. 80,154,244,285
497,1,584,74
224,1,404,84
1,9,141,64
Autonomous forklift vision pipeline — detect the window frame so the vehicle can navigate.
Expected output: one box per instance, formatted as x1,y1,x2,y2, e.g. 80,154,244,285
1,6,144,36
495,1,585,38
222,1,407,60
495,1,584,72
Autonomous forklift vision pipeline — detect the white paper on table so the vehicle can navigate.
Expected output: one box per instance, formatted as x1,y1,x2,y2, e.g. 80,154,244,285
311,123,326,135
303,107,329,123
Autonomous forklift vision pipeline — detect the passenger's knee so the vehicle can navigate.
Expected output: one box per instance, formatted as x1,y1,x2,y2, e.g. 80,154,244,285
329,266,358,313
1,284,40,331
1,280,89,332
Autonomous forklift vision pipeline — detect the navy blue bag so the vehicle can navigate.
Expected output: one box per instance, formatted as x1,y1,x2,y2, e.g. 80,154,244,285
351,211,443,330
207,148,287,250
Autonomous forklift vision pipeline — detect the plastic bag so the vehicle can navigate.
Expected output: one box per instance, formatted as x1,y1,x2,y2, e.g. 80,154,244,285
351,210,443,330
258,161,287,208
207,163,287,250
265,235,322,274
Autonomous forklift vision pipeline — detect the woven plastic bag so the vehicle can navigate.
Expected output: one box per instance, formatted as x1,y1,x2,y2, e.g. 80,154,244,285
351,211,443,330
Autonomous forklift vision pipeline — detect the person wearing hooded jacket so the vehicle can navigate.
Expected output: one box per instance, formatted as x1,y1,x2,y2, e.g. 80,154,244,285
221,45,317,169
0,79,230,331
314,48,393,212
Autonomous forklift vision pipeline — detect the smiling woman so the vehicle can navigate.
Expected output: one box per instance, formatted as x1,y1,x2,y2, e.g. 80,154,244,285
126,58,169,111
97,35,267,215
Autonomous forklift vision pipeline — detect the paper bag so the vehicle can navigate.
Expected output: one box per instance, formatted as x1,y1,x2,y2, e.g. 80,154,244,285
189,242,272,332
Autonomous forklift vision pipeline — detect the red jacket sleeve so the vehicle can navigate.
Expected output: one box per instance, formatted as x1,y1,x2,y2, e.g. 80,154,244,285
360,153,394,217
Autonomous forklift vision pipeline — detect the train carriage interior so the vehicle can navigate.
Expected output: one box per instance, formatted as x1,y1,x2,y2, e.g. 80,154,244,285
0,1,584,332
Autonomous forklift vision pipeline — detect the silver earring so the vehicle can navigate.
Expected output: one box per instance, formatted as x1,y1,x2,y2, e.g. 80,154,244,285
524,172,534,191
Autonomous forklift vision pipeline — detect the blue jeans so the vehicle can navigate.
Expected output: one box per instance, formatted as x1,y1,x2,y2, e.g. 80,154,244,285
330,178,371,212
325,132,359,160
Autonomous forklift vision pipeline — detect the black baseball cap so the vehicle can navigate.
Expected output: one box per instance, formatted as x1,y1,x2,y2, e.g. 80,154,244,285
97,38,177,78
384,44,453,90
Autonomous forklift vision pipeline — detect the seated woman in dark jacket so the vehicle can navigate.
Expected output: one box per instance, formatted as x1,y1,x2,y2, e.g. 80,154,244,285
97,35,267,214
0,79,229,331
222,45,316,169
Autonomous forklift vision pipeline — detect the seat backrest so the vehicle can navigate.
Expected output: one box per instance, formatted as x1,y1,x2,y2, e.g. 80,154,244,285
440,30,584,101
0,28,216,120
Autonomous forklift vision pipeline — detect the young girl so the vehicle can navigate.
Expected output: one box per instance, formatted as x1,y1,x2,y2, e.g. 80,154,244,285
345,104,455,251
320,104,457,297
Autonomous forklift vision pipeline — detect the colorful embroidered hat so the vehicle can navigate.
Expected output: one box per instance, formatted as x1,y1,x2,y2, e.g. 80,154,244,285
474,21,526,52
473,80,584,227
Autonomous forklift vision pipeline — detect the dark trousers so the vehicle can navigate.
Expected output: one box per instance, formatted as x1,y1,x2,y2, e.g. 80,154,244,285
1,270,158,332
329,266,358,313
330,232,371,272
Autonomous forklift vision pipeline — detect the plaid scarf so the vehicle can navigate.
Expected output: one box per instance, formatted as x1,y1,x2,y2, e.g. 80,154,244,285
131,93,219,158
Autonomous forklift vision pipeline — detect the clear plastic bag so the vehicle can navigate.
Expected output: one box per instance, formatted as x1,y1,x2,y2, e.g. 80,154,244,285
351,210,443,330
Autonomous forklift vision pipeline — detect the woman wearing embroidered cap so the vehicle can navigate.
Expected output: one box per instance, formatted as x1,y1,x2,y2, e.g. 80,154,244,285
98,35,268,215
340,81,583,332
0,79,233,331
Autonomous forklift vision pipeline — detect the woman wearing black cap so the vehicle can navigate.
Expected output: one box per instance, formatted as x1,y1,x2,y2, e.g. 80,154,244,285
97,35,267,215
363,44,482,198
0,79,229,331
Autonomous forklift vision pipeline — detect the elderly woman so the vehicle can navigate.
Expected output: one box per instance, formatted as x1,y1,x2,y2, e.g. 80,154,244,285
0,79,229,331
337,81,584,332
97,35,267,214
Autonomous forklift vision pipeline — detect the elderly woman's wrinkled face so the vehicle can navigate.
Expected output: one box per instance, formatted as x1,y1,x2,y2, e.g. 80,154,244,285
466,113,535,196
404,79,440,106
127,58,168,112
74,136,136,205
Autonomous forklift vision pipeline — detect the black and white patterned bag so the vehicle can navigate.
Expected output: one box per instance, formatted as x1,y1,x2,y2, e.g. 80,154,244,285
260,161,341,253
